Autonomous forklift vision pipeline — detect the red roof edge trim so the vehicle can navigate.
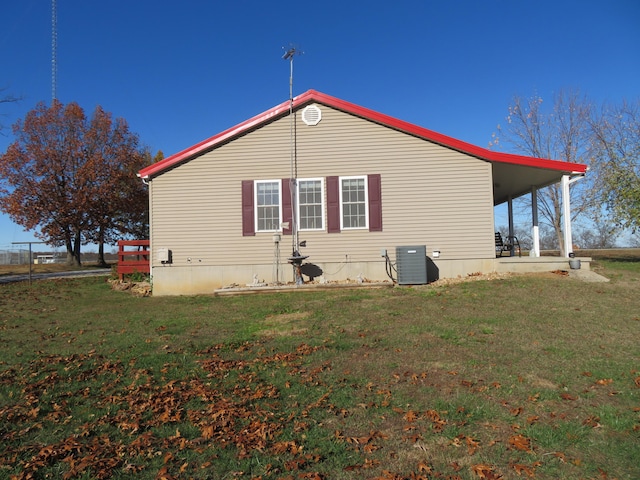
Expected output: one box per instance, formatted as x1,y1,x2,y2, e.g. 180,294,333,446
139,89,587,179
306,91,588,175
138,97,294,179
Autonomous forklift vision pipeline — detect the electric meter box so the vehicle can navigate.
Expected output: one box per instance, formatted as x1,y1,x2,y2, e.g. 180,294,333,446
395,245,427,285
157,248,172,264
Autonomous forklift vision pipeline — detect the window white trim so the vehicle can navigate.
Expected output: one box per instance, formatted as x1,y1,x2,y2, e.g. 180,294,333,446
254,179,282,232
297,177,325,231
339,175,369,230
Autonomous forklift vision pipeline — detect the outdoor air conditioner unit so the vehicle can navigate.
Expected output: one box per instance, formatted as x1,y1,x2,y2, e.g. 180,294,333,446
395,245,427,285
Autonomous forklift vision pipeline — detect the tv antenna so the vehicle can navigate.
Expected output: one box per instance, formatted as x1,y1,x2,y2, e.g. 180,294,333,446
51,0,57,102
282,44,306,284
282,44,302,183
282,46,302,248
282,45,302,104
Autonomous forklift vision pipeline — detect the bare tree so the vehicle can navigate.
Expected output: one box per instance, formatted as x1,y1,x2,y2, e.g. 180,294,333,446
0,87,22,134
493,90,596,255
574,211,620,249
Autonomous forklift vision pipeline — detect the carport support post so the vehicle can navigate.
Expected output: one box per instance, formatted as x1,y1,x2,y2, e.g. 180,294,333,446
561,174,584,258
562,175,572,257
531,186,540,257
507,196,515,257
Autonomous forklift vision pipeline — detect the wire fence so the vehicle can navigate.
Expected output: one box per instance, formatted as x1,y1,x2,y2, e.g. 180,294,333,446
0,249,31,265
0,244,121,266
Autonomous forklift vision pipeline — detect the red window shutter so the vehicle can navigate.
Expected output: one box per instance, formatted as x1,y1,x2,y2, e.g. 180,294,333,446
368,174,382,232
326,176,340,233
241,180,255,236
282,178,292,235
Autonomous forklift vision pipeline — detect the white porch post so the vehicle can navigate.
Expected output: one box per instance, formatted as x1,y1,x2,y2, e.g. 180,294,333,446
561,174,573,258
531,186,540,257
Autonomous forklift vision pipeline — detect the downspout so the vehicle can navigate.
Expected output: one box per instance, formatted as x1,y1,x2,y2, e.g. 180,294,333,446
138,174,152,280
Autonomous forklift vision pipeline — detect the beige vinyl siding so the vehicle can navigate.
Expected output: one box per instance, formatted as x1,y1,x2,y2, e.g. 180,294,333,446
150,104,495,271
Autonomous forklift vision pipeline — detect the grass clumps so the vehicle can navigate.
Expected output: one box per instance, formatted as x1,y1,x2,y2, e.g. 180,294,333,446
1,256,640,479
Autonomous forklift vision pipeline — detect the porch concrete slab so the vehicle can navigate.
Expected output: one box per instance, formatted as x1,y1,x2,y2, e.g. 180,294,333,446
495,256,592,274
568,269,610,282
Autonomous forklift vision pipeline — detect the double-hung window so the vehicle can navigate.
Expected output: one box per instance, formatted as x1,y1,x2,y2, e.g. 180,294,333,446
242,174,381,236
255,180,281,232
340,175,368,229
298,178,324,230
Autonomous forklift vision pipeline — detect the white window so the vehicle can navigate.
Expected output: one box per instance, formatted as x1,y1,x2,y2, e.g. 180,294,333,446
255,180,281,232
298,178,324,231
340,176,368,229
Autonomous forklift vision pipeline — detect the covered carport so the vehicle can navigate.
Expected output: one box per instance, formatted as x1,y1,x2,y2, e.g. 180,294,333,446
490,153,588,257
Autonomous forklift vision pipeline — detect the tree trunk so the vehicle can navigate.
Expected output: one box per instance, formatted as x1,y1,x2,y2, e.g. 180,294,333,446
97,240,107,267
68,234,82,266
554,223,565,257
96,225,108,267
65,236,75,266
550,185,566,257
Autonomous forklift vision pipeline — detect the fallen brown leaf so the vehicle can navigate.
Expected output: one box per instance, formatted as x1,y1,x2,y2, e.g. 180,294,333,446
508,434,533,453
472,463,503,479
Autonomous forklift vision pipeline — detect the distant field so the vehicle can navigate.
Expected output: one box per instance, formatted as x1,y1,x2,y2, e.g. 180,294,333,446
542,248,640,261
1,251,639,479
0,262,113,277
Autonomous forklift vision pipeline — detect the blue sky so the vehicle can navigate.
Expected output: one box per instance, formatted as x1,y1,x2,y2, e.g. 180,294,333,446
1,0,639,250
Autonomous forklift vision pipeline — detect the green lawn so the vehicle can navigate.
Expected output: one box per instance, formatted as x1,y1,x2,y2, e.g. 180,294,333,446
1,258,639,479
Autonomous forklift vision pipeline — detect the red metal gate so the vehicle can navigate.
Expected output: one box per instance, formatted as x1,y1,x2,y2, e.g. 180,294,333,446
117,240,150,280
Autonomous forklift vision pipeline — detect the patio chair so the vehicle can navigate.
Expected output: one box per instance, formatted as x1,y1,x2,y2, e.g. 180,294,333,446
495,232,521,257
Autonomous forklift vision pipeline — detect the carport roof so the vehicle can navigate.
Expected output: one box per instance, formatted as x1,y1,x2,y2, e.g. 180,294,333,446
138,89,587,204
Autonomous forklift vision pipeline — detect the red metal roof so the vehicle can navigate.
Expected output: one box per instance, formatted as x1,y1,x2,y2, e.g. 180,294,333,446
138,89,588,180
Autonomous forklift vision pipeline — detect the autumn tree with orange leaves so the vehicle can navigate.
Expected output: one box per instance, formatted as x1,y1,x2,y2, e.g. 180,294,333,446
0,101,150,266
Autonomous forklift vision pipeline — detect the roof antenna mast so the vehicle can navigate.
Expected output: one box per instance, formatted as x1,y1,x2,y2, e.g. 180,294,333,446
282,44,305,284
282,46,302,245
51,0,57,102
282,46,302,107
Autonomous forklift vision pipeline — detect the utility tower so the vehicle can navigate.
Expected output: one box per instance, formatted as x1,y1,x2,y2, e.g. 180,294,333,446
51,0,57,102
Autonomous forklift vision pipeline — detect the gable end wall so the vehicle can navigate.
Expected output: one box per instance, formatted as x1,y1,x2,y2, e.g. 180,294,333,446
149,105,495,294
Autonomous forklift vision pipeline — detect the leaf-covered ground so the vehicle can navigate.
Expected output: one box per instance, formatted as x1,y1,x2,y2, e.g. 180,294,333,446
1,260,639,479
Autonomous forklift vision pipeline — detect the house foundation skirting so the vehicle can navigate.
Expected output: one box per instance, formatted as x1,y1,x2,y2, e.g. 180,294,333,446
149,257,591,296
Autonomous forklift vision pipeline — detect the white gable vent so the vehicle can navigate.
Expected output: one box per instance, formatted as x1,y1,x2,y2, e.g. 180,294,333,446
301,105,322,126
